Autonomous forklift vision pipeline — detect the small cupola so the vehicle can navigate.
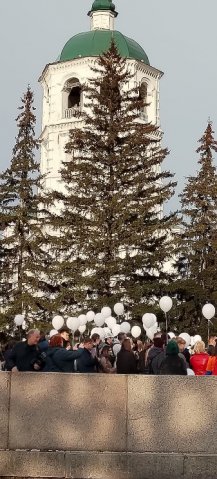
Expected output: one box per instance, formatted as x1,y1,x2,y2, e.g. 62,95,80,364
88,0,118,31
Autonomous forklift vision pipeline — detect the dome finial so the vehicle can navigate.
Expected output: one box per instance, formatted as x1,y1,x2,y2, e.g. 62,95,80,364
88,0,118,31
88,0,118,17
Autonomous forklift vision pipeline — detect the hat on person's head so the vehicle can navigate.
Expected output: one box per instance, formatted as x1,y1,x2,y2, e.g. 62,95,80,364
153,337,164,348
166,340,179,356
104,332,114,339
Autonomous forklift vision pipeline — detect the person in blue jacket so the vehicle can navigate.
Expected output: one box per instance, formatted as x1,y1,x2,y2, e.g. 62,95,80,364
43,334,83,373
77,337,99,373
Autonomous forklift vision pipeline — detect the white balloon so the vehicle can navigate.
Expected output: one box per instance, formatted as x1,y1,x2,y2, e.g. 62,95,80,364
202,304,215,320
120,322,131,334
112,324,121,336
66,318,72,329
106,316,116,329
168,332,176,339
91,327,99,337
79,325,86,334
86,311,95,322
131,326,141,338
67,317,79,331
146,323,158,340
14,314,25,326
142,313,156,329
50,329,58,338
52,315,64,330
94,313,105,327
114,302,124,315
78,314,87,326
159,296,173,313
101,306,112,319
179,333,191,348
104,327,112,334
98,327,105,339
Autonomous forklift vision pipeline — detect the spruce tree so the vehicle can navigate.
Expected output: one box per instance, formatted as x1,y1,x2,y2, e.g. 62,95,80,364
0,87,52,328
176,121,217,334
49,43,177,317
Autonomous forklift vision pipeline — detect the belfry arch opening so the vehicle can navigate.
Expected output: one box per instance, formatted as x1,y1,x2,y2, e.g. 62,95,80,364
63,78,82,118
139,81,148,122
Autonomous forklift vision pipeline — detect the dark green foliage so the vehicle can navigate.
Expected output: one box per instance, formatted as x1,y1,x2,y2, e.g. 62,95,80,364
175,121,217,335
0,87,52,329
49,42,177,318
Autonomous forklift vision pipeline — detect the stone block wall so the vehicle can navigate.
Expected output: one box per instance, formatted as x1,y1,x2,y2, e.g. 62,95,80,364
0,373,217,478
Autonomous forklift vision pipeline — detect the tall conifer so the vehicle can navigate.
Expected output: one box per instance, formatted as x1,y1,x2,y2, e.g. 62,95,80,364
0,87,52,327
49,44,177,317
177,121,217,333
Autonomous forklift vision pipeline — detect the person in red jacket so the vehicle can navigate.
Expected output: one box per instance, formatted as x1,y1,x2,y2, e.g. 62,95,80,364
190,340,209,375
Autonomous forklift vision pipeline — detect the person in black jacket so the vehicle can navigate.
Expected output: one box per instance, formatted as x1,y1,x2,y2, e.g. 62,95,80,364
117,338,137,374
77,337,99,373
2,340,17,371
8,330,42,372
146,337,165,374
43,334,83,373
159,340,187,375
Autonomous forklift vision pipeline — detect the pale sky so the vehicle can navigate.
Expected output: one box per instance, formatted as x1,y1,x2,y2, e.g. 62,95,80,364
1,0,217,210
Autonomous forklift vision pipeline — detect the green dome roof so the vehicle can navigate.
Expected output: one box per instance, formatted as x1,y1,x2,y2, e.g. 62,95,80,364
60,30,150,65
91,0,116,12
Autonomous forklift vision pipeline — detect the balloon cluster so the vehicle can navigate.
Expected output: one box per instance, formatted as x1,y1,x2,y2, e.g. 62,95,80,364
50,302,152,339
14,297,214,344
50,302,128,339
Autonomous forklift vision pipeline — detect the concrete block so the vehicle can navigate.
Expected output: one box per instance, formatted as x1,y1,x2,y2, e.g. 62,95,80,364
0,450,66,477
184,454,217,479
9,373,127,452
127,376,217,454
66,451,129,479
0,372,10,449
127,452,184,479
65,451,184,479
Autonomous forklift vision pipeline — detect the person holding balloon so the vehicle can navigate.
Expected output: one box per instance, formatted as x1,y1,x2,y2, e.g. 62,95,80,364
43,334,84,373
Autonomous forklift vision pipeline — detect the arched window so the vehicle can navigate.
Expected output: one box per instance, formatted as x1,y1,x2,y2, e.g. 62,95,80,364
139,81,148,122
62,78,82,119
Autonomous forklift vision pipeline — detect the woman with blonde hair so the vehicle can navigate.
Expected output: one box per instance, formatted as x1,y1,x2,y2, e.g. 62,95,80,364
190,340,208,375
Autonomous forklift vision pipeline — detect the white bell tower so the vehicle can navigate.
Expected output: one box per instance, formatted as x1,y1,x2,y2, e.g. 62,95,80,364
39,0,163,193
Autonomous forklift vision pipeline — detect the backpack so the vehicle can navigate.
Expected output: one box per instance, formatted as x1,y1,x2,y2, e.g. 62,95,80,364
148,350,165,374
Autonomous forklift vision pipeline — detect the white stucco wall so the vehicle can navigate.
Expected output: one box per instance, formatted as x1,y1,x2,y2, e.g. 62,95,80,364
39,56,163,192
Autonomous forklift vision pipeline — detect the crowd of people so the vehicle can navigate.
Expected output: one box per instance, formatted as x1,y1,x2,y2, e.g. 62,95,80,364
0,326,217,375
